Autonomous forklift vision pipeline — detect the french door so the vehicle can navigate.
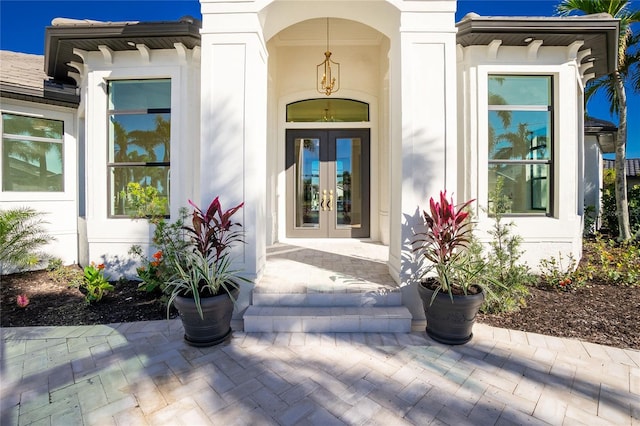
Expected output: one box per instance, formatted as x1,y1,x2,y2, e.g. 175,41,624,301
286,129,370,238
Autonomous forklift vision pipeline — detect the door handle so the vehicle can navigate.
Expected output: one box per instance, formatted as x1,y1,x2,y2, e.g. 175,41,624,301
321,190,328,211
328,190,333,211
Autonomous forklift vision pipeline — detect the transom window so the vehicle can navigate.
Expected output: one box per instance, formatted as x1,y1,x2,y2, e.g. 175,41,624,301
1,113,64,192
287,99,369,122
488,75,553,215
107,79,171,217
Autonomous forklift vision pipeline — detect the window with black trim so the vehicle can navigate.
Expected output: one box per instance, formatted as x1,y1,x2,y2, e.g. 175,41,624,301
108,79,170,217
1,113,64,192
488,75,553,215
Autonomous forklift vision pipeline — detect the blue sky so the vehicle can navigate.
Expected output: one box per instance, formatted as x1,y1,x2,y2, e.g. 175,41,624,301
1,0,638,157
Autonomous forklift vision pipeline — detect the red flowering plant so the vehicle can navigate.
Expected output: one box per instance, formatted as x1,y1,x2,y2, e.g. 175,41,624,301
413,191,486,301
129,207,190,295
130,249,169,293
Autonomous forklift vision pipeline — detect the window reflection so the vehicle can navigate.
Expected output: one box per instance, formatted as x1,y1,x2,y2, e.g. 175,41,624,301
1,113,64,192
488,75,552,214
108,79,171,217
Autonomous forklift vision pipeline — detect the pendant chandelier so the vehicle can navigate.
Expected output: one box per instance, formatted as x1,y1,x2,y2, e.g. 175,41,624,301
317,18,340,96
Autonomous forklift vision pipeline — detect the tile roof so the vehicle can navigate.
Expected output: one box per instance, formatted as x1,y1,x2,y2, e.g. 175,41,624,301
0,50,46,94
603,158,640,177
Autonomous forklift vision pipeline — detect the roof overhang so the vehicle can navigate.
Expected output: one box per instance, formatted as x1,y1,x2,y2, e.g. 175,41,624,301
456,13,620,78
0,81,80,108
44,16,201,85
585,116,618,154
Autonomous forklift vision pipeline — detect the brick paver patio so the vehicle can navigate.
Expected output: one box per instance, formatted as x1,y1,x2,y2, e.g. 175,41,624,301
1,320,638,425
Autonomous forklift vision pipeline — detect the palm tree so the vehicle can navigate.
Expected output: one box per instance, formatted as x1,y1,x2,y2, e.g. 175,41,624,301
557,0,640,240
0,207,52,274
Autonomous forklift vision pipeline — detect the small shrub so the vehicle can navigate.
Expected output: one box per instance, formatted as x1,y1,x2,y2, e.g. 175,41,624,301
82,262,114,303
538,252,588,291
129,208,189,295
600,169,640,236
479,177,534,314
583,205,596,237
121,182,168,218
46,258,63,271
582,235,640,286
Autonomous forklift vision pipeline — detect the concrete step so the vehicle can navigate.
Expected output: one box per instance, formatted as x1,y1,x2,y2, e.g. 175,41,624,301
252,291,402,307
243,306,412,333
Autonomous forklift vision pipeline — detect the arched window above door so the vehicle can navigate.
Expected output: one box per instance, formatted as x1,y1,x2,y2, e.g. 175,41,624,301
286,98,369,122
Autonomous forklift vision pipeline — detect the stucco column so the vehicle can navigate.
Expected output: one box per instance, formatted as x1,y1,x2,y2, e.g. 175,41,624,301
389,5,458,321
200,5,268,315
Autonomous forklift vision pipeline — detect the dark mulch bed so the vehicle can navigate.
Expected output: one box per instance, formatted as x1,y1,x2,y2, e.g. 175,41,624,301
478,282,640,350
0,266,177,327
1,266,638,351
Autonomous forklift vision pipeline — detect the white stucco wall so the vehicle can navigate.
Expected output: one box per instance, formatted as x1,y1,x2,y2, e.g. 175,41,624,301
199,4,268,316
458,43,588,270
0,98,79,268
76,46,200,277
393,3,459,320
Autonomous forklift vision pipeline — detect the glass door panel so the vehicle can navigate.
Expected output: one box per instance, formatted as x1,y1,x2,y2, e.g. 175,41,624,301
294,138,320,228
334,138,360,228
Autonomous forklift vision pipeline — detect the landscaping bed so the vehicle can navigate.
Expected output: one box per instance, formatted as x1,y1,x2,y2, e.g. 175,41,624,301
1,265,638,350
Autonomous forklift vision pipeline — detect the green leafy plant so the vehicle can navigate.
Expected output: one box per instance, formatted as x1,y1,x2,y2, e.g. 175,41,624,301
480,177,534,313
0,207,52,274
413,191,485,301
129,248,167,293
129,207,190,296
82,262,114,303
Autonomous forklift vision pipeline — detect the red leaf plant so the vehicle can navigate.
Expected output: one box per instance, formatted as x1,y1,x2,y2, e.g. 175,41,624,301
413,191,482,297
185,197,245,263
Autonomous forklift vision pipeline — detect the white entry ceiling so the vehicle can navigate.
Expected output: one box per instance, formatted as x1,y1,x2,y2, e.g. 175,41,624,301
271,18,384,47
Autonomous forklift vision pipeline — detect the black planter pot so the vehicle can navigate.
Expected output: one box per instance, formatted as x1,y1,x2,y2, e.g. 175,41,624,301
174,288,239,347
417,282,484,345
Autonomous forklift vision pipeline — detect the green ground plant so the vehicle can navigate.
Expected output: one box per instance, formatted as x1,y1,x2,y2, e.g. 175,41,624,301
47,258,84,287
81,262,114,303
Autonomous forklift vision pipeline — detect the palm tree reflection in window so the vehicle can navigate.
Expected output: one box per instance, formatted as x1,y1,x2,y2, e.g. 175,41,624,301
2,114,63,192
111,115,170,216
